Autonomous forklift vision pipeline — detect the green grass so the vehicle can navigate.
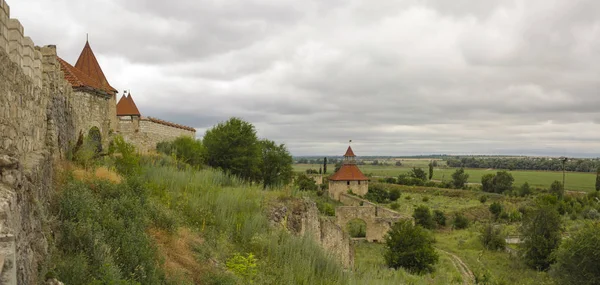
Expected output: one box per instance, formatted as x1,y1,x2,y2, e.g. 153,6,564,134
351,241,463,284
294,163,598,192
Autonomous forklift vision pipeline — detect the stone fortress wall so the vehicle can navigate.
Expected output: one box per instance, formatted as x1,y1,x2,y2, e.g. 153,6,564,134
119,117,196,153
329,180,368,201
0,0,193,283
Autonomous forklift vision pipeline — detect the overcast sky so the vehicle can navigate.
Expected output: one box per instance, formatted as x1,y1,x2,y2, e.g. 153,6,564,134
10,0,600,156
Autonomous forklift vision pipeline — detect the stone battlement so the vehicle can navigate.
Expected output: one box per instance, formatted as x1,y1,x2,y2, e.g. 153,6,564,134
0,0,42,88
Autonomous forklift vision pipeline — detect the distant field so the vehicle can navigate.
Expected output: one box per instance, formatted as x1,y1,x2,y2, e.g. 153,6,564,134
294,160,598,192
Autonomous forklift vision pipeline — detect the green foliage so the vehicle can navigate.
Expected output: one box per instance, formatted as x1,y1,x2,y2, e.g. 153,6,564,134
259,139,293,189
156,136,205,166
409,167,427,181
365,184,390,203
519,182,532,197
433,210,446,227
480,224,506,251
452,213,469,229
397,174,425,186
203,117,261,181
451,168,469,189
489,202,504,221
346,219,367,238
550,180,565,199
428,161,434,180
479,195,488,203
482,171,514,193
422,196,429,202
390,202,400,210
551,222,600,285
226,253,258,283
520,204,562,271
323,157,327,174
412,205,436,229
596,168,600,191
384,220,439,274
295,173,318,191
112,136,141,176
50,179,164,284
389,189,401,201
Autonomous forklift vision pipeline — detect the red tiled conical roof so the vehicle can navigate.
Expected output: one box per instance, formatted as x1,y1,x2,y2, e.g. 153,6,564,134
344,146,356,157
116,93,141,116
329,164,368,181
58,56,109,93
75,41,117,93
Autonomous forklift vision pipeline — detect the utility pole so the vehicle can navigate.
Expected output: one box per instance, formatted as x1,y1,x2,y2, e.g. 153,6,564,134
560,157,568,189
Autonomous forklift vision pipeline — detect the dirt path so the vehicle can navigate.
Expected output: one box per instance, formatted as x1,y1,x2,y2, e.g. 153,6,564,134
437,248,475,285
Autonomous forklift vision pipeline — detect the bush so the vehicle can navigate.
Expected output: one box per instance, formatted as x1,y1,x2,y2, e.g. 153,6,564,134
316,201,335,216
480,224,506,251
479,195,488,203
112,136,141,176
453,213,469,229
551,222,600,285
409,167,427,181
413,205,436,229
489,202,503,221
384,220,439,274
422,196,430,202
389,189,401,201
424,181,437,187
156,136,205,166
451,168,469,189
550,180,565,199
295,173,318,191
226,253,258,283
433,210,446,227
346,219,367,238
390,202,400,210
519,182,532,197
365,184,389,203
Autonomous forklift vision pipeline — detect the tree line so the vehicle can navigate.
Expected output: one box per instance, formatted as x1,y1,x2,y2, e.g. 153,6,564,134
446,156,600,172
157,117,294,189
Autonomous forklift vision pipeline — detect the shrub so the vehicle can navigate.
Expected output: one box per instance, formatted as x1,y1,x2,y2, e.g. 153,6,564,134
489,202,503,221
422,196,430,202
509,210,523,222
156,136,205,166
365,184,389,203
384,220,439,274
519,182,532,197
316,201,335,216
453,213,469,229
479,195,488,203
425,181,437,187
390,202,400,210
550,180,565,199
112,136,141,176
480,224,506,251
551,222,600,285
413,205,436,229
433,210,446,227
389,189,401,201
226,253,258,283
405,195,412,200
346,219,367,238
409,167,427,181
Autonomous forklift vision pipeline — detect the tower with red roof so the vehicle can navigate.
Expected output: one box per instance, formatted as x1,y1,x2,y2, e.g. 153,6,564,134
328,145,369,200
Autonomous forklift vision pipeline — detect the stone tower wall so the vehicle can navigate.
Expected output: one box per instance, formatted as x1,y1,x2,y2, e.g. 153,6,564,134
118,117,195,153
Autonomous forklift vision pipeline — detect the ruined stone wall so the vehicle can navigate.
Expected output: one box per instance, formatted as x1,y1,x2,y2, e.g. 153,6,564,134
328,180,368,201
118,118,195,153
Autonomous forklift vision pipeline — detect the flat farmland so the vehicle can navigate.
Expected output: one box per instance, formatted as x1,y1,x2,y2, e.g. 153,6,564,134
294,162,598,192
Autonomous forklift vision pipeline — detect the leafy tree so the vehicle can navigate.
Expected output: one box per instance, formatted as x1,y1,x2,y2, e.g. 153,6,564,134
371,160,379,166
550,181,565,199
323,157,327,174
395,161,403,166
493,171,514,193
413,205,436,229
520,204,562,270
480,224,506,251
156,136,205,166
384,220,439,274
452,213,469,229
295,173,318,191
259,139,293,189
428,162,434,180
489,202,503,221
451,168,469,189
596,167,600,191
519,182,532,197
551,222,600,285
203,118,261,181
433,210,446,227
481,173,495,193
410,167,427,181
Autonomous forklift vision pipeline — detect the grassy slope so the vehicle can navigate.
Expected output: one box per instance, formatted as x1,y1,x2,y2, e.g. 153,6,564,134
294,163,597,192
